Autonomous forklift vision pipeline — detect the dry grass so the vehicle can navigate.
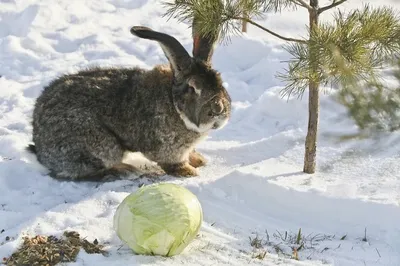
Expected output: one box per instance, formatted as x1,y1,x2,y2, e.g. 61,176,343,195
248,228,337,261
3,231,108,266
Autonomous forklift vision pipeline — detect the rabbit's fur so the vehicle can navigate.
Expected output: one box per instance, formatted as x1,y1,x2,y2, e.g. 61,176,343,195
28,24,231,182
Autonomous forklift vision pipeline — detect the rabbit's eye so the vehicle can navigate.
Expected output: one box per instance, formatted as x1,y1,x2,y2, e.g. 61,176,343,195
186,86,195,94
185,85,201,96
185,86,195,94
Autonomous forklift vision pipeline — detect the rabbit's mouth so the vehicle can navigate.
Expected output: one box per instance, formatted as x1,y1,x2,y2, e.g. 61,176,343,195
211,117,229,130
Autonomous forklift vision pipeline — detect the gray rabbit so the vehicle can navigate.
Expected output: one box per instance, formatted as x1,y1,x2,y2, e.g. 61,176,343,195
27,22,231,182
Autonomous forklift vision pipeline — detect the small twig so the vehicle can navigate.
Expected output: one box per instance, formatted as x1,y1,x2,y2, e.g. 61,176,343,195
265,229,270,243
274,230,283,241
318,0,348,14
232,16,307,44
320,247,329,253
362,227,368,242
375,248,381,258
307,250,316,260
289,0,313,11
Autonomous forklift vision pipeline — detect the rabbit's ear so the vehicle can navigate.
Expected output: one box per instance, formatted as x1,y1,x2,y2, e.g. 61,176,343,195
192,17,219,63
131,26,191,77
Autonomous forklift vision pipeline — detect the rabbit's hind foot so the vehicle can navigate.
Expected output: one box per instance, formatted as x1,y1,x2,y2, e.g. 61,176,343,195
189,150,207,168
69,163,142,182
159,162,198,177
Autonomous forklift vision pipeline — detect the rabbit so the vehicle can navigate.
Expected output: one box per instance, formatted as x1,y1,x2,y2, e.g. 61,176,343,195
27,22,231,182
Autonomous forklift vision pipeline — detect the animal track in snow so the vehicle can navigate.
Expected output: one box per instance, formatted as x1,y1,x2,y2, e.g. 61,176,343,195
0,5,39,38
109,0,147,9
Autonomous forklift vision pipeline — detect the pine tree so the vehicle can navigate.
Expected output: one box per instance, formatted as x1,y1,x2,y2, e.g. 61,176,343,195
164,0,400,174
337,58,400,138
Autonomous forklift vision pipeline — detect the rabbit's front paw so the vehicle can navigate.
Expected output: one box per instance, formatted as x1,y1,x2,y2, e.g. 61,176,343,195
189,150,207,168
160,162,198,177
139,165,166,178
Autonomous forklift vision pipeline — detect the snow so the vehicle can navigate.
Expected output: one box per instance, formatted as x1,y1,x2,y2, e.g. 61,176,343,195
1,0,400,265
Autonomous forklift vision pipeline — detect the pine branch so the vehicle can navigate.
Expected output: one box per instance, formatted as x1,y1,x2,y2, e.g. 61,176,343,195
258,0,298,13
289,0,313,11
164,0,307,43
234,16,307,43
318,0,348,14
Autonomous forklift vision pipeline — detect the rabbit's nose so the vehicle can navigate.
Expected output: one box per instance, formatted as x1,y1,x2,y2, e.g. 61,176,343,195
211,99,224,115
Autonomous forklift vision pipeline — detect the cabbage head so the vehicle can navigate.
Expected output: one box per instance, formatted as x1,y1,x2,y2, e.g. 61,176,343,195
113,183,203,256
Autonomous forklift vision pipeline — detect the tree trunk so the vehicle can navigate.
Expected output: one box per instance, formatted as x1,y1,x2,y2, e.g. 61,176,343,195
242,13,248,32
303,0,320,174
242,21,248,32
303,80,319,173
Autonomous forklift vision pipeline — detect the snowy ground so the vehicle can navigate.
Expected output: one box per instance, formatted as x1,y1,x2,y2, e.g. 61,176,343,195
1,0,400,265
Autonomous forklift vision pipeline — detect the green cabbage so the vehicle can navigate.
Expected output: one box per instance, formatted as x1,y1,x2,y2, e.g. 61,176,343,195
113,183,203,256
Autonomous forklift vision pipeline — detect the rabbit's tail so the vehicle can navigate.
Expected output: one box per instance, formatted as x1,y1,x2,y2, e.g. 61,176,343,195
26,144,37,154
